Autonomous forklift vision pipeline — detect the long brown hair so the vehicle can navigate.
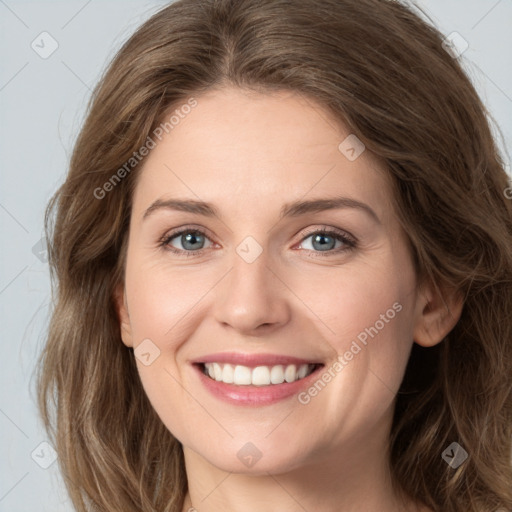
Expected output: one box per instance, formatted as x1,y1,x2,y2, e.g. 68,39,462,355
36,0,512,510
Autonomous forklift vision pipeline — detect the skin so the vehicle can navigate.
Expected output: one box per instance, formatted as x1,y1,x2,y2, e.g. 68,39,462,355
115,86,463,512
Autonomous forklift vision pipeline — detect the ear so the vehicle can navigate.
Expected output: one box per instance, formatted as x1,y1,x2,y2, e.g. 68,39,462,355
413,279,464,348
113,283,133,348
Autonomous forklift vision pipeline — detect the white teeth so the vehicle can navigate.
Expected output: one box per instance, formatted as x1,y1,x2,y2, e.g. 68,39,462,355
222,363,234,383
270,365,285,384
213,363,222,381
252,366,270,386
297,364,308,379
233,365,252,385
203,363,316,386
284,364,297,383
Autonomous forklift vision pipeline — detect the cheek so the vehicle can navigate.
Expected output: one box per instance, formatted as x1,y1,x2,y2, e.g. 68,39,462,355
124,254,213,343
123,254,200,434
290,260,412,344
289,264,414,437
288,257,416,399
123,256,220,428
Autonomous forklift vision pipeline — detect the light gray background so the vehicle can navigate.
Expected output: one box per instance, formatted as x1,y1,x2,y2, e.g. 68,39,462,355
0,1,511,510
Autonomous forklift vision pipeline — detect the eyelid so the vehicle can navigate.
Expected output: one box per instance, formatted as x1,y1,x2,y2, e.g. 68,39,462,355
295,224,357,246
158,224,216,245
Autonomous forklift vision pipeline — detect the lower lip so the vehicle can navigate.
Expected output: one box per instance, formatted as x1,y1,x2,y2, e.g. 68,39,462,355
193,364,324,406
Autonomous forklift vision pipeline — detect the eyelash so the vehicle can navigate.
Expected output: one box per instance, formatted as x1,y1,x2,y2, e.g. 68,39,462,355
158,224,357,258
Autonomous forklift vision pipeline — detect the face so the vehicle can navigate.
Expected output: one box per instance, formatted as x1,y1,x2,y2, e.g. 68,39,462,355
115,86,445,475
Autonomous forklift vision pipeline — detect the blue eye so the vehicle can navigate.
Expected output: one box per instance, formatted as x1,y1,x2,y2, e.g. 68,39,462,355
299,230,353,253
161,229,213,256
159,225,356,258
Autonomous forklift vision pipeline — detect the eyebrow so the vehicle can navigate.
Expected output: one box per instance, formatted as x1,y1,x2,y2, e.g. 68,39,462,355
142,196,381,224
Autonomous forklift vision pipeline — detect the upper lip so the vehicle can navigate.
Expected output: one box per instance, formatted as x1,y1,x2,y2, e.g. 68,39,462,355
192,352,325,368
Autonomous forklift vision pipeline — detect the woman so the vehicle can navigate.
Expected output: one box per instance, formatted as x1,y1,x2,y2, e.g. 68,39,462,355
36,0,512,511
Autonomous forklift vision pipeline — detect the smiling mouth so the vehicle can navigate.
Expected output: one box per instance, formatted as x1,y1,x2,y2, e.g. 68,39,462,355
197,362,324,386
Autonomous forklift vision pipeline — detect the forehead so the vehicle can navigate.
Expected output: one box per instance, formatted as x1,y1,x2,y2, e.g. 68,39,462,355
131,87,393,223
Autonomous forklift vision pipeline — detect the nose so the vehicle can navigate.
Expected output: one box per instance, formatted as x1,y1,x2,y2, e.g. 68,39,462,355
213,247,291,337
